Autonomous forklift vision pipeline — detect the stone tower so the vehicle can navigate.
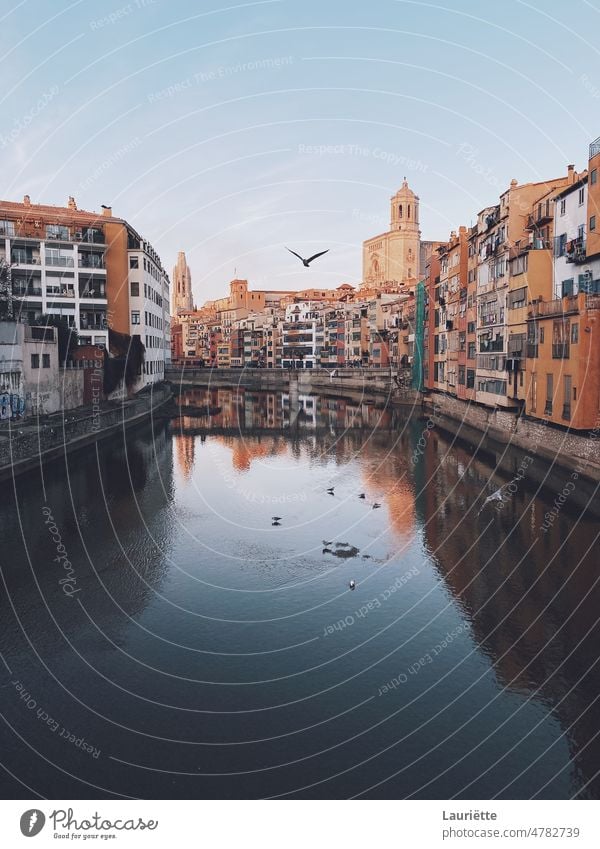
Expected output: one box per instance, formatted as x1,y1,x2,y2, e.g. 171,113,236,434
172,251,193,315
362,179,421,289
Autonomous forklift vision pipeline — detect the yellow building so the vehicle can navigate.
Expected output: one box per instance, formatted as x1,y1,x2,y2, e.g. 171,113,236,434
362,179,421,289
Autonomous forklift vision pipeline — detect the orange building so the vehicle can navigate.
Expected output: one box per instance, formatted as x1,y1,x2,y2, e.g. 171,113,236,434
525,293,600,430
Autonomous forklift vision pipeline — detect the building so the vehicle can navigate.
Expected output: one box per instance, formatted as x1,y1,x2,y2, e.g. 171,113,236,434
126,231,170,387
172,251,193,316
1,195,110,347
0,196,171,393
362,180,421,289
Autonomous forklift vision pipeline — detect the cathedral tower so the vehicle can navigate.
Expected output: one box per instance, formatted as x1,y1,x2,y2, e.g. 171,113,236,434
172,251,193,315
362,179,421,289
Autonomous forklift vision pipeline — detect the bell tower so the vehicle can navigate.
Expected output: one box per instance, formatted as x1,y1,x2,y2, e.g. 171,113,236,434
390,178,420,232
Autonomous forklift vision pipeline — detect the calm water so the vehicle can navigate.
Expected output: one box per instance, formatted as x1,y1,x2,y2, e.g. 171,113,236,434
1,387,599,799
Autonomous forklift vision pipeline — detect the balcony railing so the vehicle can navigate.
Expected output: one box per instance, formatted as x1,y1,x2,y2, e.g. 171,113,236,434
45,255,74,267
78,255,105,269
13,286,42,297
565,236,586,264
11,254,41,265
528,295,580,318
562,405,571,421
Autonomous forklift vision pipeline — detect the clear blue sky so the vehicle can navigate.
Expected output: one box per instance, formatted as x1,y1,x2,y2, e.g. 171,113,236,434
1,0,598,302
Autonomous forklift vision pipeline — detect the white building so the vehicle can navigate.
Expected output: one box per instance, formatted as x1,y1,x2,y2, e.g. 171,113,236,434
127,233,170,388
553,175,600,297
1,203,108,348
281,302,324,368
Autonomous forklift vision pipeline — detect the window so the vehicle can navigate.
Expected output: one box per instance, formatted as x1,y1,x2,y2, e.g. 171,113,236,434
130,281,139,297
467,321,475,334
591,215,596,231
578,187,585,205
530,373,537,413
545,373,553,415
468,342,476,359
130,257,139,269
466,368,475,389
571,323,579,344
561,278,574,297
560,199,566,215
458,365,465,385
42,353,50,368
31,353,40,369
540,327,545,344
131,311,140,325
591,169,597,185
508,287,526,309
563,375,572,420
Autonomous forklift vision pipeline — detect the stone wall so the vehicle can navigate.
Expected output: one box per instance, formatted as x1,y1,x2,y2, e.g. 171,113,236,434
0,383,171,480
427,392,600,489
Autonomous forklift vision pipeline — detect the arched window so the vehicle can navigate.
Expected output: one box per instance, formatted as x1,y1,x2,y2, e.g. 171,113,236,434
399,205,403,218
407,204,411,220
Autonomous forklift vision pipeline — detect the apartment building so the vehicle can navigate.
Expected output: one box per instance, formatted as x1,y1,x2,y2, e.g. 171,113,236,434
1,196,109,347
127,231,170,387
0,196,171,392
281,302,324,368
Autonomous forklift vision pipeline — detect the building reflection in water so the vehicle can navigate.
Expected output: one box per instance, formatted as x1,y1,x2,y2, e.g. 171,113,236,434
417,428,600,798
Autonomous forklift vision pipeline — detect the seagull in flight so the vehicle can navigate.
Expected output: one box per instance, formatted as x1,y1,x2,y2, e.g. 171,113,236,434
286,247,329,267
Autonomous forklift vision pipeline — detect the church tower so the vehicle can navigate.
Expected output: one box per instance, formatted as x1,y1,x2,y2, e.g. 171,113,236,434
362,179,421,289
172,251,193,315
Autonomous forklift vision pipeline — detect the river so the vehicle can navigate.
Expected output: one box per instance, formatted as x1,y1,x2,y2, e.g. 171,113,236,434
1,386,598,799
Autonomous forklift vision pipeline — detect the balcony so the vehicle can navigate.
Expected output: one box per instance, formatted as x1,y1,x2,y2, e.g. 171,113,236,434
11,252,41,265
552,342,570,359
527,200,553,228
528,295,580,318
562,404,571,421
45,254,74,267
78,254,105,270
590,137,600,159
565,236,586,264
13,285,42,298
74,228,105,245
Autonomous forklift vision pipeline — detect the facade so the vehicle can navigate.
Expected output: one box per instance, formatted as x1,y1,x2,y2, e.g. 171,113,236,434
127,232,170,387
362,180,421,289
1,196,110,347
0,196,171,393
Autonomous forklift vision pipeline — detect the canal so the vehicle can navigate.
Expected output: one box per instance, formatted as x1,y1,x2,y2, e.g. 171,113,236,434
1,386,598,799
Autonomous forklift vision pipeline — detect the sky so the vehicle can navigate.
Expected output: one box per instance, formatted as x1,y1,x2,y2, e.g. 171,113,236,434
1,0,599,304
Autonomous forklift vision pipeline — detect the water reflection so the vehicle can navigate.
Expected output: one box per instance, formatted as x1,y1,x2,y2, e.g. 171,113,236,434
0,387,597,799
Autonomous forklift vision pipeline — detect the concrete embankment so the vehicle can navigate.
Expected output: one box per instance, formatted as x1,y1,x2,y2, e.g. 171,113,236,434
425,392,600,509
0,383,172,482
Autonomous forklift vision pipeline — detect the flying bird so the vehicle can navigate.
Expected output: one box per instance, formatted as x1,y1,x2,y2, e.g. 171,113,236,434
349,579,356,590
358,493,366,499
272,516,282,526
372,502,381,509
326,487,335,495
328,369,337,381
286,247,330,267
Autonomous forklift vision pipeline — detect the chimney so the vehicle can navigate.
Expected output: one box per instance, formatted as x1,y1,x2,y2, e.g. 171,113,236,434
23,194,31,206
567,164,575,183
68,196,77,210
101,205,112,217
